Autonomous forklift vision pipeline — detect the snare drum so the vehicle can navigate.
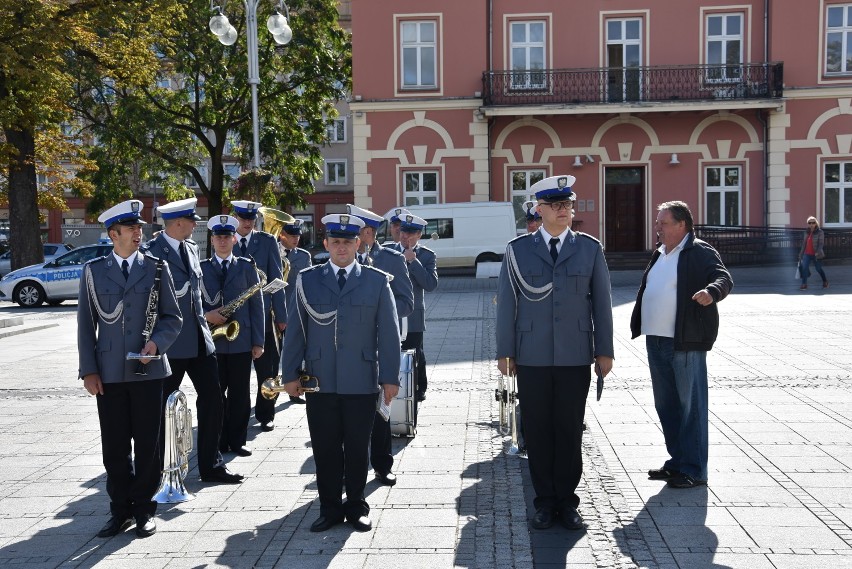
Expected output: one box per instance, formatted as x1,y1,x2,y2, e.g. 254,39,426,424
390,349,416,437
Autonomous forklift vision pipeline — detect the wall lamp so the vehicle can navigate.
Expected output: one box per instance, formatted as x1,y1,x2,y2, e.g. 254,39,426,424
573,156,583,168
669,153,680,165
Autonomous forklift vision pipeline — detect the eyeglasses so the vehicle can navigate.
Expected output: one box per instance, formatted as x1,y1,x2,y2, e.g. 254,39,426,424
543,201,574,211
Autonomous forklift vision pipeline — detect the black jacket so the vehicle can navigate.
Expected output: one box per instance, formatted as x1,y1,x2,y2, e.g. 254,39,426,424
630,232,733,351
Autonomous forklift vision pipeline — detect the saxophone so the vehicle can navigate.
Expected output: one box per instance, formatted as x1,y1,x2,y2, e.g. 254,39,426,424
210,265,287,341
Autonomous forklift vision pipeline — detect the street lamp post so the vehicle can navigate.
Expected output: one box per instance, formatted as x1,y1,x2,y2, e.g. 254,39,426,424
209,1,292,169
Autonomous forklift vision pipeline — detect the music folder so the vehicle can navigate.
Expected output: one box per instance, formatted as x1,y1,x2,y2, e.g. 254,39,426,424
595,363,604,401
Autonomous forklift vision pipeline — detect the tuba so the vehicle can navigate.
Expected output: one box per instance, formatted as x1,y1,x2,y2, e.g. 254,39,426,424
258,206,293,283
153,390,194,503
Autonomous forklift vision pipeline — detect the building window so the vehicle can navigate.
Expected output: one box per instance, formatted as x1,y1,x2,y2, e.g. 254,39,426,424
826,4,852,74
325,160,347,185
706,13,742,81
705,166,741,226
223,163,241,182
404,171,438,206
824,162,852,225
401,21,436,89
185,165,208,188
511,169,545,233
327,118,346,143
606,18,643,102
510,21,546,89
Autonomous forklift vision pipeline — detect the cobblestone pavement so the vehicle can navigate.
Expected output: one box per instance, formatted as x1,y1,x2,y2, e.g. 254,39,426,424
0,263,850,568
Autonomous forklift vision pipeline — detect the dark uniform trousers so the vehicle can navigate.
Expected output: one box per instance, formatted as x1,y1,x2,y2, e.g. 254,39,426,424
217,352,253,450
306,393,376,520
163,329,223,478
98,378,164,519
516,364,590,512
253,315,279,425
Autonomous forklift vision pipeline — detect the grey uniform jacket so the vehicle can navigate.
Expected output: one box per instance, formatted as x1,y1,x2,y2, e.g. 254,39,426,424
496,230,614,367
283,247,312,315
386,243,437,332
233,230,286,325
200,257,265,354
280,262,401,394
78,252,182,382
142,234,215,358
367,243,414,320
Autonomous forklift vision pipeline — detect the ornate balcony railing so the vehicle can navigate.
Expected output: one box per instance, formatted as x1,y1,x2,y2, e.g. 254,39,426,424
482,62,783,107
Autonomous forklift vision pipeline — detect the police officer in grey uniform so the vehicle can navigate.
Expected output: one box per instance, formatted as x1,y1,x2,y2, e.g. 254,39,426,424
348,203,414,486
144,198,242,484
201,215,265,457
523,199,542,233
388,214,438,402
277,217,312,404
386,207,411,245
231,200,287,431
496,175,614,531
280,214,401,533
78,200,182,539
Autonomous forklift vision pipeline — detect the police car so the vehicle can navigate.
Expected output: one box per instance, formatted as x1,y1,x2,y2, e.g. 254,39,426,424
0,244,114,307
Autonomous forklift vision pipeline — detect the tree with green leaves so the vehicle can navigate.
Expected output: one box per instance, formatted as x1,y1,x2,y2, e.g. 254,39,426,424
0,0,182,271
70,0,351,224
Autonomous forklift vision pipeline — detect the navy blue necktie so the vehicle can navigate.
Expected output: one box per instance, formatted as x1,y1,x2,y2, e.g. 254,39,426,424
221,259,228,278
240,237,247,257
549,237,560,263
121,260,129,280
179,242,190,271
337,268,346,290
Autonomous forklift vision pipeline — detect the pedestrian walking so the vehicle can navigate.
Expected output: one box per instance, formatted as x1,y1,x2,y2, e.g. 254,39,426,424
798,216,829,290
630,200,733,489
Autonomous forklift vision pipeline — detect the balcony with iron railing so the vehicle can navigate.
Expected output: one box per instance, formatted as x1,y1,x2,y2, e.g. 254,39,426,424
482,62,783,108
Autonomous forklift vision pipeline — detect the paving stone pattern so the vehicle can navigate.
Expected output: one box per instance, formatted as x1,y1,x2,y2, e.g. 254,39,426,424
0,264,850,568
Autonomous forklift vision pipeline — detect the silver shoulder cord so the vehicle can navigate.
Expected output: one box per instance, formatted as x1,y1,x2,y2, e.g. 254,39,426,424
174,281,190,299
506,242,553,302
198,276,221,306
295,271,339,349
84,264,123,324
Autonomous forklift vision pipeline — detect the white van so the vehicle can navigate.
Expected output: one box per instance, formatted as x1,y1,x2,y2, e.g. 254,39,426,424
378,202,517,269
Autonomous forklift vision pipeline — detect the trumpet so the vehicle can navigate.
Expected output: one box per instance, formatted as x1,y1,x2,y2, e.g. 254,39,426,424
495,357,525,457
261,373,320,400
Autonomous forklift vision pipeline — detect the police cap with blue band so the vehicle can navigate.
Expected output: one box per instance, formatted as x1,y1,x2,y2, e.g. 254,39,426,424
531,175,577,202
523,200,541,220
207,215,239,235
282,218,304,235
389,207,412,223
346,204,384,229
322,213,365,238
98,199,146,228
400,214,428,233
158,197,201,221
231,200,262,220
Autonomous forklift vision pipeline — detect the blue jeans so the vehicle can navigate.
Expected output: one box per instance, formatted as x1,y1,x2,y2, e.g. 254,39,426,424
800,254,827,285
645,336,709,480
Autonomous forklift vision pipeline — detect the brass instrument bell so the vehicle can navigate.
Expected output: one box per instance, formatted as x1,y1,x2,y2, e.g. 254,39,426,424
261,373,320,400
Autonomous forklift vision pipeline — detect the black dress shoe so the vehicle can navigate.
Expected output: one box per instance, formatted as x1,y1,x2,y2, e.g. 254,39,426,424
531,507,555,529
310,515,343,532
667,473,707,489
289,395,306,404
559,507,585,530
416,392,426,402
135,515,156,538
233,446,253,457
96,515,133,538
200,466,243,484
648,467,678,480
374,470,397,486
260,422,274,432
349,515,372,532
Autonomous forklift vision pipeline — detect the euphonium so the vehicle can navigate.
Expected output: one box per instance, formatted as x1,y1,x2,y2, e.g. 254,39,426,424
495,358,525,457
153,390,194,503
259,206,293,283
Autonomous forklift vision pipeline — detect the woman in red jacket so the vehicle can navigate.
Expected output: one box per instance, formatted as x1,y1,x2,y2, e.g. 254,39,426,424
799,216,828,290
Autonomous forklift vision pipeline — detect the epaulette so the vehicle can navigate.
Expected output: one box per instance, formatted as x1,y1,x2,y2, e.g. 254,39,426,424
141,251,164,264
237,256,256,265
362,264,394,282
416,244,436,255
186,238,197,246
378,246,404,257
200,258,212,265
577,231,601,244
509,233,533,244
85,255,109,267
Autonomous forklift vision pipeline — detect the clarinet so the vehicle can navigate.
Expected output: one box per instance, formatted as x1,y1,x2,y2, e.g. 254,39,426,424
134,260,163,376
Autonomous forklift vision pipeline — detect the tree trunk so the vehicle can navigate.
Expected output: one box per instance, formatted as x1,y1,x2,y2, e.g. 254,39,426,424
4,127,43,271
